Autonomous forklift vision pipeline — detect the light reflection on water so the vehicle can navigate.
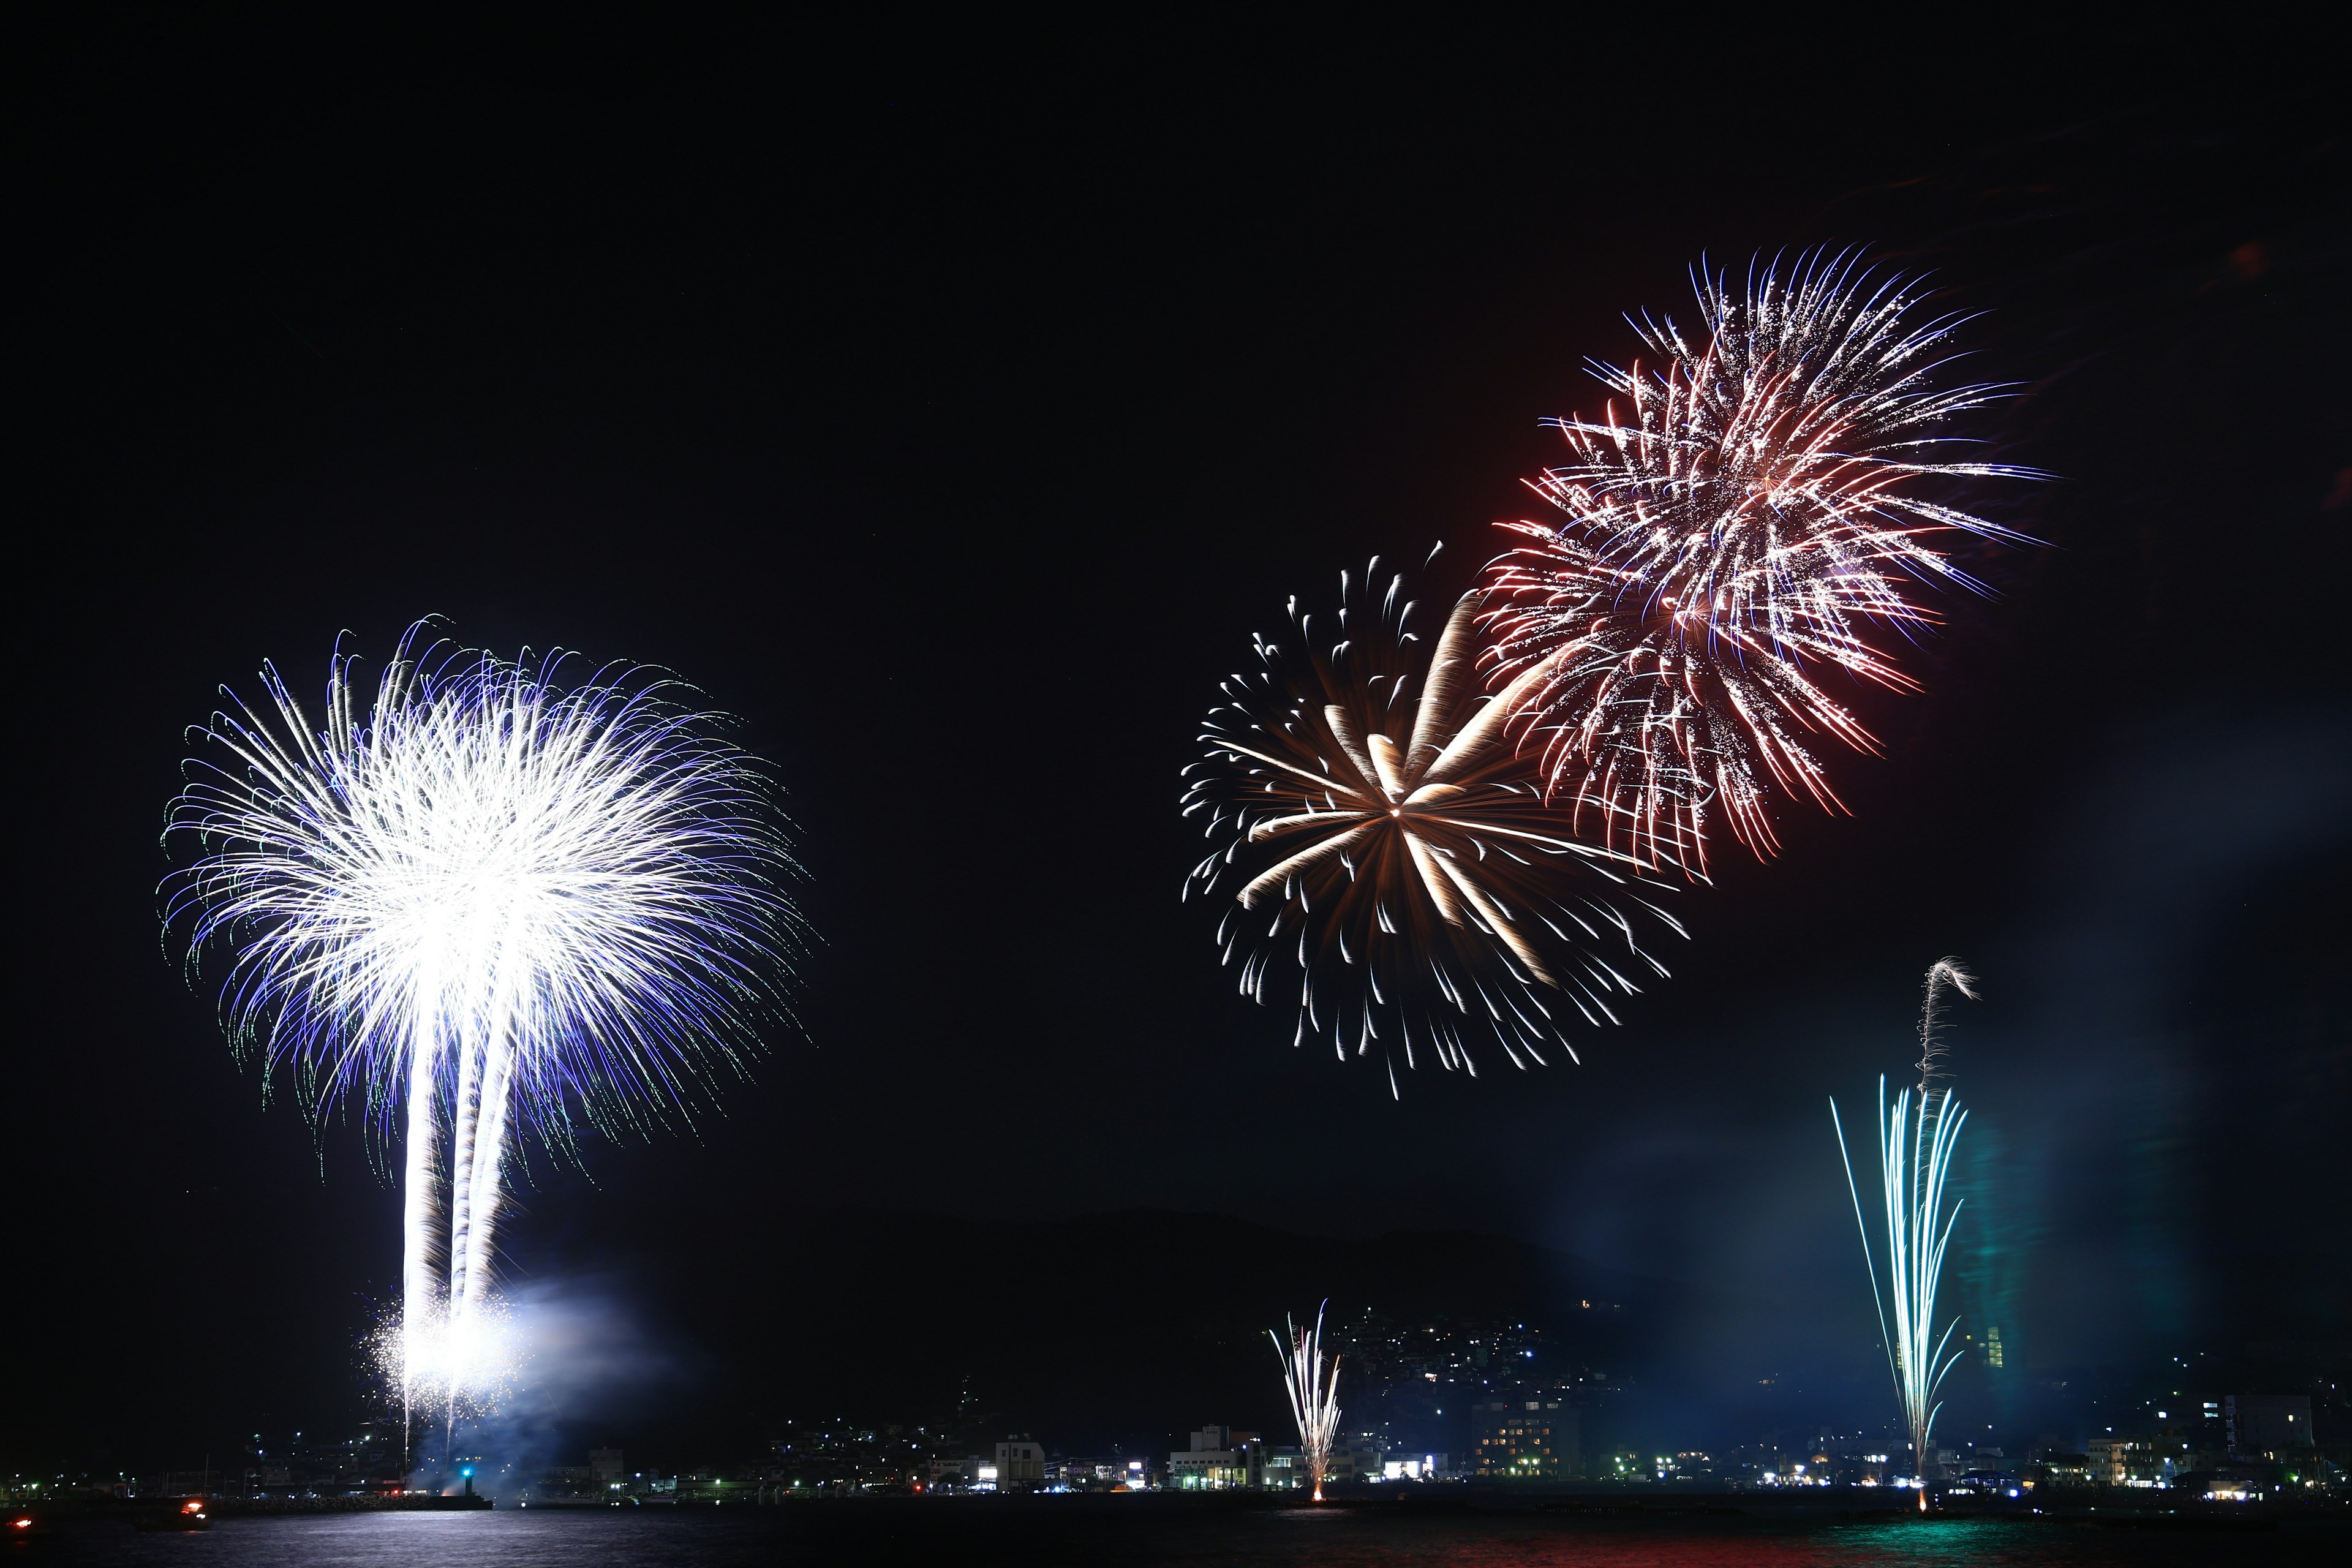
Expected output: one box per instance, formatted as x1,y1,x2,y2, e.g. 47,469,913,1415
49,1504,2325,1567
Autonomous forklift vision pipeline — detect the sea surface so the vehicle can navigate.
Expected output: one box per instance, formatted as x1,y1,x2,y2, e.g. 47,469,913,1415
22,1499,2342,1567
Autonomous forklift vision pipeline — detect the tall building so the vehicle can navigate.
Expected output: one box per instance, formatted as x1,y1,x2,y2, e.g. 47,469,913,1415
1471,1396,1578,1479
2226,1395,2315,1455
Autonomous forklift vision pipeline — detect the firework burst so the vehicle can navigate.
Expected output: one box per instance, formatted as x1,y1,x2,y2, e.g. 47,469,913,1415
167,624,804,1426
1184,559,1681,1093
1485,251,2039,873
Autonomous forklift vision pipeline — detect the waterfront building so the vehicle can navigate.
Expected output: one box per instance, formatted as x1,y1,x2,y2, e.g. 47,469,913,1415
1257,1446,1306,1490
925,1457,984,1488
1168,1427,1264,1489
993,1440,1046,1489
1471,1396,1578,1479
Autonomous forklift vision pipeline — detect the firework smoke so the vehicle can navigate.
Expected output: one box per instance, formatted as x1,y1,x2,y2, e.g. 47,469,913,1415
1832,958,1979,1507
1485,252,2038,873
167,625,803,1438
1184,559,1683,1093
1270,1303,1342,1501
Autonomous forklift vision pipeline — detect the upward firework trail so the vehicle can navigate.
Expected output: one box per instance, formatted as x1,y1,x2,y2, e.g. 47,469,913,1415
1270,1303,1342,1501
1485,252,2039,873
1183,558,1683,1092
1832,958,1979,1508
168,625,804,1434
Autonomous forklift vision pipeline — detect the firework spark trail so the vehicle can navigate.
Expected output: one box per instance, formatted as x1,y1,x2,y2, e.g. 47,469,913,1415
1913,955,1978,1090
1484,251,2040,874
1270,1303,1342,1501
167,625,804,1434
1184,558,1684,1092
1831,959,1978,1508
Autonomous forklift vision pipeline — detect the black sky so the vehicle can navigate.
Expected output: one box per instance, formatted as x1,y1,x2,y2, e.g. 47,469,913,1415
7,16,2346,1466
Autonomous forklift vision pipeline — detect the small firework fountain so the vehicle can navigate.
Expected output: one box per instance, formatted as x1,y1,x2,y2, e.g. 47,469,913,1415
1831,958,1979,1508
1270,1303,1343,1501
168,624,804,1459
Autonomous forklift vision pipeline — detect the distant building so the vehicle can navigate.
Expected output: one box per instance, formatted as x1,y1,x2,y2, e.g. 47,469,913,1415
534,1465,595,1501
2029,1452,2094,1489
1258,1446,1306,1490
925,1457,984,1488
1169,1426,1262,1490
2085,1437,2130,1485
1471,1396,1578,1479
589,1449,626,1486
2226,1395,2315,1455
994,1440,1046,1488
1054,1456,1150,1489
1322,1439,1382,1483
2181,1398,2230,1452
2087,1435,2196,1487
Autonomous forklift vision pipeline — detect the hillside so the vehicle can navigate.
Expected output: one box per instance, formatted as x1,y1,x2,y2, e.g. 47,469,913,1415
568,1206,1745,1458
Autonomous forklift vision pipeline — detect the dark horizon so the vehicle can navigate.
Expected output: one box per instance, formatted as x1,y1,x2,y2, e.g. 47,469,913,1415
8,17,2345,1479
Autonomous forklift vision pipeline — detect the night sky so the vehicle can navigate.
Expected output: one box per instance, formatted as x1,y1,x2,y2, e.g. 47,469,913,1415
9,18,2345,1468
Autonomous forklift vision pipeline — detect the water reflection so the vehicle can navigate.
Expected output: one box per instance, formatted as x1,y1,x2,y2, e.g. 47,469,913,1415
59,1504,2331,1567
